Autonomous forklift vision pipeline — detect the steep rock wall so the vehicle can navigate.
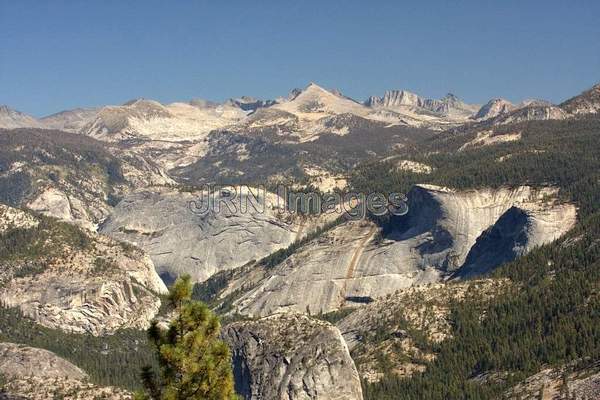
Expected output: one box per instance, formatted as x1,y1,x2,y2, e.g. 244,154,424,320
222,313,363,400
217,185,575,317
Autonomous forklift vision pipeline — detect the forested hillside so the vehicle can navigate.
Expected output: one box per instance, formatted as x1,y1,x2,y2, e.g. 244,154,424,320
355,116,600,399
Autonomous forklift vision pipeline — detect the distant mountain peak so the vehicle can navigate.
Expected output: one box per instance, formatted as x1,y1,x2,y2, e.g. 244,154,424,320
122,98,164,108
288,88,303,101
0,105,43,129
365,89,478,118
442,93,459,101
189,98,220,109
306,82,325,90
560,82,600,115
474,98,515,120
225,96,276,112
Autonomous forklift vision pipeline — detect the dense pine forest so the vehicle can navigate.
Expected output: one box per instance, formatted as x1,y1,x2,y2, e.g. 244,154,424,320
0,306,156,390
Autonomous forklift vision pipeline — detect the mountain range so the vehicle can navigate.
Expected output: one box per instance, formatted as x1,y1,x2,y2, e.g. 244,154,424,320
1,81,600,400
5,82,597,136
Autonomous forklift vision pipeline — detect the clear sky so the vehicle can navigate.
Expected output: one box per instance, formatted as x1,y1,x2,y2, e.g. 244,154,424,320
1,0,599,116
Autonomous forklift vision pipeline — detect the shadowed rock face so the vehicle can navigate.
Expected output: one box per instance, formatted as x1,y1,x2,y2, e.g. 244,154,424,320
456,207,530,278
370,185,576,274
222,313,363,400
211,185,575,318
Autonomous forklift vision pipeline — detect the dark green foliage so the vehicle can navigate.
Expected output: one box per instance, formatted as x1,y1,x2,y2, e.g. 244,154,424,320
0,214,90,264
0,128,125,185
93,257,119,274
353,117,600,398
363,212,600,399
0,128,127,209
351,117,600,219
175,120,435,186
0,306,156,390
259,217,343,269
350,159,422,196
314,307,356,324
0,172,32,206
137,275,237,400
192,268,237,305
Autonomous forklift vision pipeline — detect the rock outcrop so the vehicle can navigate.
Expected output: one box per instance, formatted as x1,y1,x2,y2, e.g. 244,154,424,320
485,104,566,125
365,185,576,274
336,279,509,382
503,361,600,399
100,186,309,283
40,108,99,132
0,342,130,399
0,342,87,380
560,83,600,115
365,90,479,118
222,313,363,400
474,98,515,120
27,187,98,231
209,185,575,318
0,204,167,335
365,90,423,109
0,106,43,129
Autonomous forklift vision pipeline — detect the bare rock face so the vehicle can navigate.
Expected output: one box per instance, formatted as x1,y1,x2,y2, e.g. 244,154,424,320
0,106,43,129
365,90,479,119
503,361,600,399
485,104,566,125
0,342,87,380
210,185,575,318
474,98,515,120
366,90,423,108
27,187,98,231
0,342,130,399
560,83,600,115
358,185,575,278
40,108,99,132
100,186,310,283
0,204,167,335
224,221,382,317
222,313,363,400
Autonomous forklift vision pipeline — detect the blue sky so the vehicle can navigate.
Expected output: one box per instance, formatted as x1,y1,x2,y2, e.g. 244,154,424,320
1,1,599,116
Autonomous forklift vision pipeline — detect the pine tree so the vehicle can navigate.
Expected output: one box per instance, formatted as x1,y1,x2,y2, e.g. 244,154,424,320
135,275,237,400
